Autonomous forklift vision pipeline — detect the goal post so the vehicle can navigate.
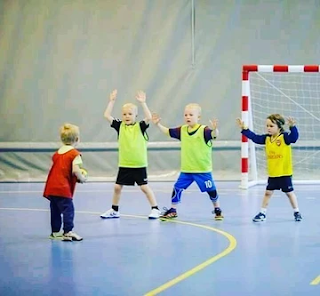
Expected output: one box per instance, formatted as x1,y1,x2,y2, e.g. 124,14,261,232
240,64,320,189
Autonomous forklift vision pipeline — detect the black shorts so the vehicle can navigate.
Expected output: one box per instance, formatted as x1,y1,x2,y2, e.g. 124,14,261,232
116,167,148,186
266,176,294,192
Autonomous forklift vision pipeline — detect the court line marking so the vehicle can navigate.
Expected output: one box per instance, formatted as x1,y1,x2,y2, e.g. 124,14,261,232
0,207,237,295
310,275,320,285
144,219,237,296
0,188,242,194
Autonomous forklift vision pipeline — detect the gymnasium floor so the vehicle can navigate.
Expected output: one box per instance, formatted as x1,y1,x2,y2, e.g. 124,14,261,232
0,181,319,296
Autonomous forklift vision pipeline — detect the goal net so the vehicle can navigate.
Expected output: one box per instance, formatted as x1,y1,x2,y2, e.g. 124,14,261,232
241,65,320,189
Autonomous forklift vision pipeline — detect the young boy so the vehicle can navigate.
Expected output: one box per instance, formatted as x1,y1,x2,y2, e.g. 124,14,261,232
152,103,224,220
236,114,302,222
100,89,161,219
43,123,87,241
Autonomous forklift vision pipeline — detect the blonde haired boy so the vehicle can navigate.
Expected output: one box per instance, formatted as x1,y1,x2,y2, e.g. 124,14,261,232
152,103,224,220
43,123,86,241
100,89,161,219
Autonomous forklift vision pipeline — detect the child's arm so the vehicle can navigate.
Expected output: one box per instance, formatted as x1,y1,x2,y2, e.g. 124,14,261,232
209,118,219,139
136,91,152,123
104,89,117,123
73,164,87,183
236,118,266,144
152,113,169,135
284,117,299,144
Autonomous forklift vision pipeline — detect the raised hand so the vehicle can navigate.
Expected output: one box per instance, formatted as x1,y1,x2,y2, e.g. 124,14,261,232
209,118,218,130
287,117,296,127
136,90,146,103
236,118,245,129
152,113,161,125
109,89,117,101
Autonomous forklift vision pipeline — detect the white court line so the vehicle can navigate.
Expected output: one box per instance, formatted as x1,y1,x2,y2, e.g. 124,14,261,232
0,188,242,194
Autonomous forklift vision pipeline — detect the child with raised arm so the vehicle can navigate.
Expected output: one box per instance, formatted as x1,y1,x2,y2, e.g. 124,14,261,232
43,123,87,241
152,103,224,220
100,89,161,219
236,114,302,222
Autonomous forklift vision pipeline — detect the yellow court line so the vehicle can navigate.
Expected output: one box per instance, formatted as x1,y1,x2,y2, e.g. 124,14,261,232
144,219,237,296
310,275,320,285
0,207,237,295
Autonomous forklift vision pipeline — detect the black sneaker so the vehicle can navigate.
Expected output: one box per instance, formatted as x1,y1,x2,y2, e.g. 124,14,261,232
213,208,224,221
160,207,177,220
294,212,302,222
252,212,266,222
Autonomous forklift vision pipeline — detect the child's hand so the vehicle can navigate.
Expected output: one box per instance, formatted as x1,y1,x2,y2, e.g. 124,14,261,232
236,118,246,129
209,118,218,130
287,117,296,127
77,175,87,183
152,113,161,124
136,90,146,103
110,89,117,101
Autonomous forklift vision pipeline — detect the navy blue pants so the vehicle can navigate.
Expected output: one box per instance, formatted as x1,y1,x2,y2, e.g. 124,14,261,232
49,196,74,233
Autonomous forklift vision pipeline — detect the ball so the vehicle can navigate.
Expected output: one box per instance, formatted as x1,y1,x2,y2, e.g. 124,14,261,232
80,168,88,178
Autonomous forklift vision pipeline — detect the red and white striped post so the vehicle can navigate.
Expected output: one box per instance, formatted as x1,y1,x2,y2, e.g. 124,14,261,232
241,65,320,189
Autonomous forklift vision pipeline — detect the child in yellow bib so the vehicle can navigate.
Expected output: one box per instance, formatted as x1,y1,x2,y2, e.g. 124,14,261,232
100,89,160,220
237,114,302,222
153,103,223,220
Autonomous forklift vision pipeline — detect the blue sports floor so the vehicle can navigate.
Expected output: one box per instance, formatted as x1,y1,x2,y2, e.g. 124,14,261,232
0,181,319,296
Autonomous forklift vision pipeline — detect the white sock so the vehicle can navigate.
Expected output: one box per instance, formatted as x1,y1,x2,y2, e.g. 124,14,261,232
261,208,267,214
293,208,299,213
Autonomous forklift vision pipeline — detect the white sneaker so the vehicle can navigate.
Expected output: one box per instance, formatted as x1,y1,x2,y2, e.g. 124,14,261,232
100,208,120,219
49,232,63,240
63,231,83,241
148,209,161,219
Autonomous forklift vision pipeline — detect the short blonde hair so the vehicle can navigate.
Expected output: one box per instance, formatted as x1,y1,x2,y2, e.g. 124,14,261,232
122,103,138,115
185,103,202,115
60,123,80,145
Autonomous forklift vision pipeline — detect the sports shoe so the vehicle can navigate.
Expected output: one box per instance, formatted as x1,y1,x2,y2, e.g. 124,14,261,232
63,231,83,241
294,212,302,222
253,212,266,222
100,208,120,219
213,208,224,221
160,207,177,220
49,232,63,240
148,209,161,219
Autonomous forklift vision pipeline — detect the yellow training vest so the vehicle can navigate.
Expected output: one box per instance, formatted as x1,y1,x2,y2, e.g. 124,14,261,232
118,122,147,167
180,125,212,173
265,134,293,177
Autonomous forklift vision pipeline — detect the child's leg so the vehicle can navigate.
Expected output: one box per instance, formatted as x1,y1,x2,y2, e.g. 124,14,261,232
110,167,128,210
170,173,193,208
140,184,161,219
111,184,123,207
261,190,273,209
57,198,82,241
193,173,223,218
281,176,300,214
285,191,302,221
60,199,75,234
136,168,159,218
285,191,299,209
100,183,123,218
50,197,62,233
207,190,224,221
252,190,273,222
140,184,157,207
160,173,193,219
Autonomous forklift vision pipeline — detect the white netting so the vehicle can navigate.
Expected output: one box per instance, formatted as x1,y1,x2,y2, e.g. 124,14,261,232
249,71,320,183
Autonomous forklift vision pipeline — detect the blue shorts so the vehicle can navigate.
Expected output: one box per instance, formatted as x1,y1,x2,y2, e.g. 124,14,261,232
174,172,216,192
266,176,293,192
